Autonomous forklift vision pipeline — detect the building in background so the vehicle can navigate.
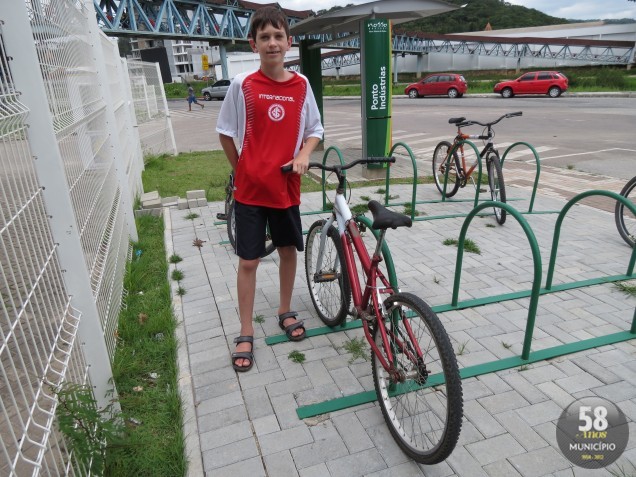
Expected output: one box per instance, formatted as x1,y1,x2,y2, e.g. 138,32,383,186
130,38,219,82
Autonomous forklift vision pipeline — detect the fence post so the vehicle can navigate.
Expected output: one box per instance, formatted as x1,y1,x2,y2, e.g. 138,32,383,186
2,0,117,409
155,62,178,155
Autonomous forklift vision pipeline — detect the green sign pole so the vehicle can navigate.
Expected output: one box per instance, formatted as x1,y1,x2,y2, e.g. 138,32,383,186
361,19,392,169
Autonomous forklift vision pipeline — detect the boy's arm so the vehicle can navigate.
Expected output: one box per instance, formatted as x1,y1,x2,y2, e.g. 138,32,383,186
290,137,320,175
219,134,239,171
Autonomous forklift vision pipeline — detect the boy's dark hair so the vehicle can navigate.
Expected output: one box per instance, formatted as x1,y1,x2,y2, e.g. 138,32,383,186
249,6,290,39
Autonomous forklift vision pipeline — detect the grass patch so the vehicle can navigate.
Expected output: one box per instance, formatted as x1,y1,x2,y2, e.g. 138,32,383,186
360,195,371,201
176,287,186,296
350,203,369,214
615,281,636,297
443,238,481,254
456,340,468,355
288,350,306,364
501,342,512,350
108,215,186,476
341,337,369,364
254,314,265,324
171,269,184,281
485,223,496,228
403,203,421,217
169,254,182,264
184,212,199,220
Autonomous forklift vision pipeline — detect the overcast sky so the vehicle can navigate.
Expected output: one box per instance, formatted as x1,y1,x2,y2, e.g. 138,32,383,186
265,0,636,20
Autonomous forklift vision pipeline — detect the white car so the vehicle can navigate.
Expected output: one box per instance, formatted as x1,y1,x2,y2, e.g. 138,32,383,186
202,79,231,100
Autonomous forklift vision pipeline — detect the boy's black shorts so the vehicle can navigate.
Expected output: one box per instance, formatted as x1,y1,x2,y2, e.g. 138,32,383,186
234,201,303,260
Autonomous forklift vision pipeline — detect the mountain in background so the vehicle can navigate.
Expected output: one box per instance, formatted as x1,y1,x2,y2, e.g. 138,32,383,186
317,0,636,33
398,0,569,33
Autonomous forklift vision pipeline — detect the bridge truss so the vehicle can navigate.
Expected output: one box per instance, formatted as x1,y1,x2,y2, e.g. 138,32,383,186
95,1,634,68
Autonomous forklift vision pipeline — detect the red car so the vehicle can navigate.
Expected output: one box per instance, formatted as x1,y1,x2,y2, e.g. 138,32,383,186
494,71,568,98
404,73,467,99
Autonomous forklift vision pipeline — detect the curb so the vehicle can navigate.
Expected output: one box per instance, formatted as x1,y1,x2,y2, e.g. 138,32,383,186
164,209,205,477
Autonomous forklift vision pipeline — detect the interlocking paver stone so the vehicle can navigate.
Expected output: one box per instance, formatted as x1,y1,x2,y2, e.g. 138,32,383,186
508,446,571,477
325,448,387,477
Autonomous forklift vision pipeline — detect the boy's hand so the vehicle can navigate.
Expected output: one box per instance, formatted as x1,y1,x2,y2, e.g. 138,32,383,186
283,154,309,175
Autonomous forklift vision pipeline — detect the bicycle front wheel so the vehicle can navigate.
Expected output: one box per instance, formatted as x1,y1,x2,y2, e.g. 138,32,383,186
227,200,276,257
305,220,351,327
486,152,507,225
615,175,636,248
373,292,463,464
432,142,461,198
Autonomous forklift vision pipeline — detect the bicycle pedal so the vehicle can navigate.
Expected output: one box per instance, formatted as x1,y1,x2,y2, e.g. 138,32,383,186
216,213,227,220
314,271,338,283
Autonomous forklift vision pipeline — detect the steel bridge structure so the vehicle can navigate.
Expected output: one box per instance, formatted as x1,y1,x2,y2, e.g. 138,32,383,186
95,0,635,70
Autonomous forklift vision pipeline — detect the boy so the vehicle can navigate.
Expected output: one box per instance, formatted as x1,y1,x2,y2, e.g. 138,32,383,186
187,84,204,111
216,7,324,372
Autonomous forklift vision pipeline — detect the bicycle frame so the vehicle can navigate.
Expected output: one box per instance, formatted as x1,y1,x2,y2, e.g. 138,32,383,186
454,128,496,182
317,189,424,376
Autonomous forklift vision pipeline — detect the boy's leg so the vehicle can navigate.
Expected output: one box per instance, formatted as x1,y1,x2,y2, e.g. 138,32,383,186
235,257,259,367
277,246,303,338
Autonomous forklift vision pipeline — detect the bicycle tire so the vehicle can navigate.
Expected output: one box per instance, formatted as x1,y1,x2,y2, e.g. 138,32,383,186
615,175,636,248
373,292,463,464
486,152,507,225
305,220,351,327
227,199,276,258
432,141,461,198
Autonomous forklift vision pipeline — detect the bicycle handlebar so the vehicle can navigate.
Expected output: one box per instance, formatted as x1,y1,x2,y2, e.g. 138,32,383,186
457,111,522,129
281,156,395,174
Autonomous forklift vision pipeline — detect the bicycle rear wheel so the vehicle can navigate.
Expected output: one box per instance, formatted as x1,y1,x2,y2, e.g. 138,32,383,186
305,220,351,326
432,142,461,198
227,199,276,258
615,175,636,248
373,292,463,464
486,152,507,225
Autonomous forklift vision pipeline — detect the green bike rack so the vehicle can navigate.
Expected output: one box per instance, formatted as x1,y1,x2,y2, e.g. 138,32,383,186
545,190,636,290
292,197,636,419
501,141,541,213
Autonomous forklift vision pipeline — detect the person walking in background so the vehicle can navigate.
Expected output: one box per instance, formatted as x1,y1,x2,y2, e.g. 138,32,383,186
216,6,323,372
187,84,204,111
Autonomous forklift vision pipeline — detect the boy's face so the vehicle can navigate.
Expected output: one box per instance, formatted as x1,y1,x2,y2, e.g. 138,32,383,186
249,23,292,68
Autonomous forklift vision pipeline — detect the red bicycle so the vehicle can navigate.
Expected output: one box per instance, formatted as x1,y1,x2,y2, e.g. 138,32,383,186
287,158,463,464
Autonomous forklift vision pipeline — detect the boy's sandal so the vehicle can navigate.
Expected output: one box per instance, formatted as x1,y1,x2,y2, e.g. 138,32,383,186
231,336,254,372
278,312,306,342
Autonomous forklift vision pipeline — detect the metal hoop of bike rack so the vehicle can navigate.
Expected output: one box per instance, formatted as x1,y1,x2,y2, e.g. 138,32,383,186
500,141,541,214
387,142,418,220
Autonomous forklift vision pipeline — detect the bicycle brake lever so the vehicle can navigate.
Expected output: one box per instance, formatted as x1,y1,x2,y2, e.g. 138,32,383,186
281,164,293,173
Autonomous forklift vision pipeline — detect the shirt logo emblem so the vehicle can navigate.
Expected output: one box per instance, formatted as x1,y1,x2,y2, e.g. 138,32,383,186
268,104,285,122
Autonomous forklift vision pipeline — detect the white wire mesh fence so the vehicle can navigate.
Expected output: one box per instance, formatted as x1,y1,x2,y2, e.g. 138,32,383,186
127,60,177,158
1,0,175,474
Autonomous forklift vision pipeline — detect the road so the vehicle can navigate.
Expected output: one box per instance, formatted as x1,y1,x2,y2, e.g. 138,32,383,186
171,95,635,181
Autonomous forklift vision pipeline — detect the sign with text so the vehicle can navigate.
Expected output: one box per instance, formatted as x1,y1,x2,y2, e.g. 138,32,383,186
201,54,209,71
364,19,391,120
363,19,392,162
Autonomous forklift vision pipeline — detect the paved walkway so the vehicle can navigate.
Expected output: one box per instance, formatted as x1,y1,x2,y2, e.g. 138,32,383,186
167,164,635,476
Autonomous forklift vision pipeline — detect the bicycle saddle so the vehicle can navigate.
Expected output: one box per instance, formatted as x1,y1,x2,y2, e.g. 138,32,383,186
367,200,413,230
448,117,466,124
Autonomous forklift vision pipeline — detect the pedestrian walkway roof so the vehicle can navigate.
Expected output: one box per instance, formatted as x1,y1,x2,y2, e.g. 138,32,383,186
290,0,459,36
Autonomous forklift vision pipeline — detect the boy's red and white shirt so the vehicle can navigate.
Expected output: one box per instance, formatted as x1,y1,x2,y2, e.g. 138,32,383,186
216,70,324,208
